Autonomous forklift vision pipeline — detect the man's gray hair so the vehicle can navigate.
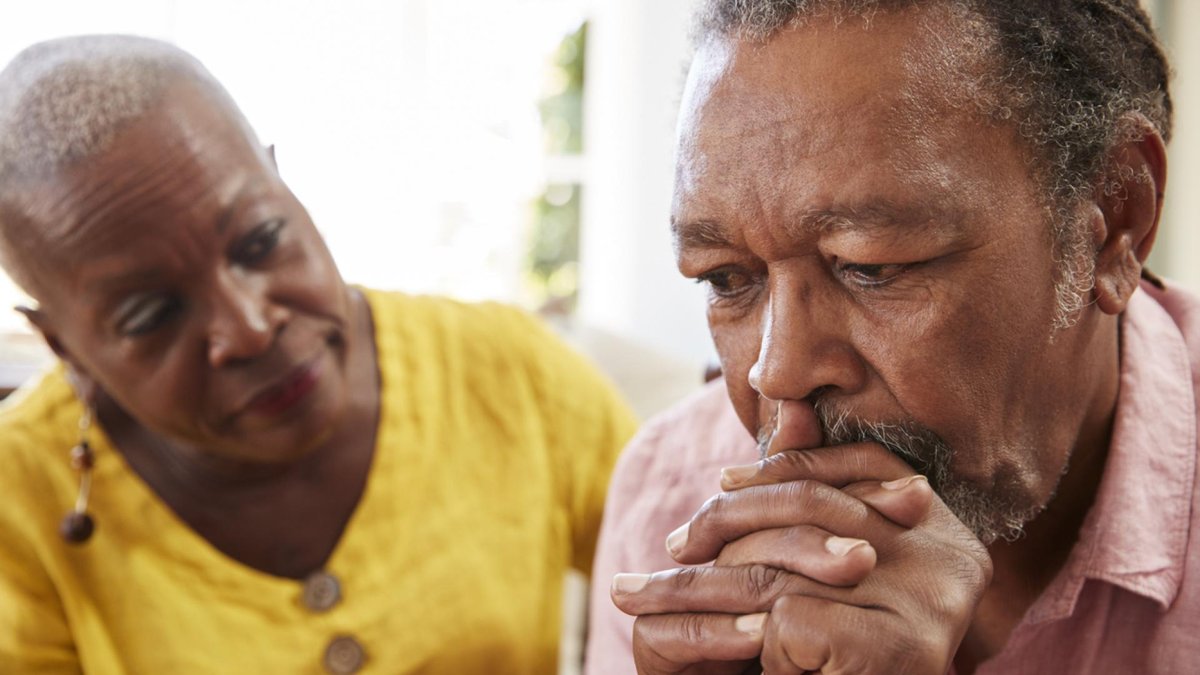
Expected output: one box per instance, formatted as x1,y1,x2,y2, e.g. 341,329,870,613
695,0,1173,328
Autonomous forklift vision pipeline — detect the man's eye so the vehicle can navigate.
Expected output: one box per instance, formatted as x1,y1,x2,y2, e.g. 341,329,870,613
837,261,913,287
231,218,286,265
696,268,757,300
116,294,180,336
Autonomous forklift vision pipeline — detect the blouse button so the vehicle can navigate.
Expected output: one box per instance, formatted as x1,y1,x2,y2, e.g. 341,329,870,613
302,571,342,612
323,635,366,674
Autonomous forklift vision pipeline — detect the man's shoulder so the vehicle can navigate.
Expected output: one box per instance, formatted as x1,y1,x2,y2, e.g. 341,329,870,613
1142,280,1200,358
620,379,757,480
1132,280,1200,402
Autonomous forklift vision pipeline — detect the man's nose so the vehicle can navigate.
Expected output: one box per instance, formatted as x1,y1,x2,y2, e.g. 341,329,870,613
205,271,287,367
747,277,867,402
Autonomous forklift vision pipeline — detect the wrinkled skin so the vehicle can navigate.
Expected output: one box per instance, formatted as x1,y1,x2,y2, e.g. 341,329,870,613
8,82,381,578
614,5,1164,673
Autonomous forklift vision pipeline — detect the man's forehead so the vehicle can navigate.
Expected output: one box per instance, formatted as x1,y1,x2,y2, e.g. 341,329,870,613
679,3,998,144
672,198,966,250
672,5,1013,235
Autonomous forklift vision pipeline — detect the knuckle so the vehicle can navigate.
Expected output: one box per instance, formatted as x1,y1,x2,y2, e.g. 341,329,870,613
693,492,726,529
670,566,702,592
679,612,710,645
778,478,816,507
765,449,818,480
744,563,786,599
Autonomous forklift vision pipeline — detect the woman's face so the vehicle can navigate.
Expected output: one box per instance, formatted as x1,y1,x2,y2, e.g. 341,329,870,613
13,83,356,464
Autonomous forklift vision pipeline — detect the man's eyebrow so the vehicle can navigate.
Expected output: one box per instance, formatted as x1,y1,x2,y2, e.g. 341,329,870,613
673,201,962,249
672,218,736,249
793,201,961,235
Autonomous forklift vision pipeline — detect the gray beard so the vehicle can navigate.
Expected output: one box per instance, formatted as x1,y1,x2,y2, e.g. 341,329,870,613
757,400,1045,545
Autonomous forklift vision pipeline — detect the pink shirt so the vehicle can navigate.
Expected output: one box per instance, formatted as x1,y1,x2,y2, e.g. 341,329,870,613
585,281,1200,674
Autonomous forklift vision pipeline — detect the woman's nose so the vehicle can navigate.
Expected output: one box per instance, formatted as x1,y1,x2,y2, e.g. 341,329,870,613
205,272,287,367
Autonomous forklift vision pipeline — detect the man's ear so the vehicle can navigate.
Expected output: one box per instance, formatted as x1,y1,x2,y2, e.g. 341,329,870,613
16,305,98,404
1092,115,1168,316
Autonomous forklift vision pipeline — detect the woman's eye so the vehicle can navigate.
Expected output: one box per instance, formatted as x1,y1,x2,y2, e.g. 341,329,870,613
232,218,286,265
116,294,180,336
837,261,912,287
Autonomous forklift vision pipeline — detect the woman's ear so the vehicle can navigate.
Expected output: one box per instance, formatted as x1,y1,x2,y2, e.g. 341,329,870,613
16,304,98,404
1092,115,1168,316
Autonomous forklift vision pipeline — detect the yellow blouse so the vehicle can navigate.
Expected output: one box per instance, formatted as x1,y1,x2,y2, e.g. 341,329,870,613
0,289,637,674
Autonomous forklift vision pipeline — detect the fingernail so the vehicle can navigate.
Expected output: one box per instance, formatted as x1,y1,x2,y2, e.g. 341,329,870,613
825,536,869,557
612,573,651,594
721,463,758,486
881,474,928,491
735,612,767,636
666,523,689,556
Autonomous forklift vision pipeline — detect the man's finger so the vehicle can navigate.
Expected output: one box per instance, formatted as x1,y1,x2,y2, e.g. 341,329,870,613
760,594,946,675
713,526,876,586
842,475,934,529
667,480,898,565
611,562,866,618
631,612,765,674
763,399,823,455
720,443,915,492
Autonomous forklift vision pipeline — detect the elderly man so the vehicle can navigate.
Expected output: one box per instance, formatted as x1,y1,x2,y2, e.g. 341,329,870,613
587,0,1195,673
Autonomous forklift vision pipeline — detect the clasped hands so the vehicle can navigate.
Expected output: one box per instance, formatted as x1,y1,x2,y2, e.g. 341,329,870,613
612,401,993,674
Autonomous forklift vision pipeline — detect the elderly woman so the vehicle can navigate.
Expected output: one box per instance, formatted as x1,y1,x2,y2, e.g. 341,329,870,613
0,35,636,674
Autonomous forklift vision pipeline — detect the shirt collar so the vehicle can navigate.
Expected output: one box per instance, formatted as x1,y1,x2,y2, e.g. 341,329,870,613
1027,284,1196,623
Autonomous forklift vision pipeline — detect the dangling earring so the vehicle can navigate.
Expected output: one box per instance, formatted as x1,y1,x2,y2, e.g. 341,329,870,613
60,408,96,544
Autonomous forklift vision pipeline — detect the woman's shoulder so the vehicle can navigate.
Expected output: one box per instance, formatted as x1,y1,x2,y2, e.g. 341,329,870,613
0,362,77,441
0,366,80,522
361,287,560,360
361,287,538,331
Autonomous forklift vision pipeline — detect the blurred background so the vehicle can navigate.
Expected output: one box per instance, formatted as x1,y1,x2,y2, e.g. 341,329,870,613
1,0,1197,411
0,1,1195,672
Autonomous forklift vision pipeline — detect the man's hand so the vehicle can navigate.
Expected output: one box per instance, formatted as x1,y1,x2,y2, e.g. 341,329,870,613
612,441,992,674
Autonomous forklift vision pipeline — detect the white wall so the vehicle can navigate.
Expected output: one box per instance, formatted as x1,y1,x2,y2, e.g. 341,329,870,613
0,0,584,330
577,0,714,370
1157,1,1200,291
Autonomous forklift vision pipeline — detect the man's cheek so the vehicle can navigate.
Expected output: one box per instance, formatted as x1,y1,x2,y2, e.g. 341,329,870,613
711,325,764,437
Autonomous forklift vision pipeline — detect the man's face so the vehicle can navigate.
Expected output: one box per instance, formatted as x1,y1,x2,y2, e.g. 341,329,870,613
673,12,1112,539
12,83,355,464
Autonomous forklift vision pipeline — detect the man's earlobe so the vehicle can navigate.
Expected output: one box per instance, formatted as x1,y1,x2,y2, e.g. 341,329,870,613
1092,115,1168,316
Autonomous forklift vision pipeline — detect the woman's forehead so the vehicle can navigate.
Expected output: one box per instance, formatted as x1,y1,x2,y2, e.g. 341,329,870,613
1,90,277,302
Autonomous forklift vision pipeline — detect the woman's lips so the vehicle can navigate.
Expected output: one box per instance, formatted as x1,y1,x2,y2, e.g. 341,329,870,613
244,357,323,417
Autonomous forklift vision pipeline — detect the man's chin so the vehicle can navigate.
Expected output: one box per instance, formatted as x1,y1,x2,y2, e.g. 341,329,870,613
935,477,1046,545
807,400,1049,545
